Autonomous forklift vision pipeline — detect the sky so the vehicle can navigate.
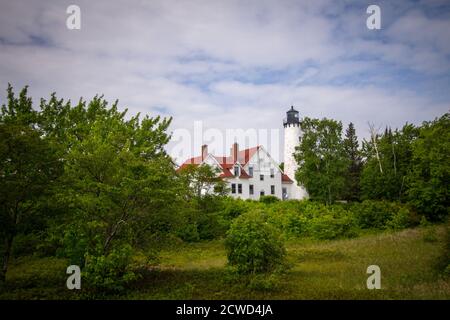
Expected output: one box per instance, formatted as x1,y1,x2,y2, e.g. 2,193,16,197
0,0,449,163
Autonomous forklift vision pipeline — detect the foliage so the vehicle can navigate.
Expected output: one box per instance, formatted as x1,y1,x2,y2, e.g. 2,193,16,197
360,124,419,201
1,84,449,294
406,113,449,221
178,164,228,198
0,85,179,289
82,245,138,292
308,212,357,240
225,210,286,274
259,195,280,204
176,165,230,241
350,200,417,230
295,117,349,204
0,88,63,282
342,122,362,201
3,226,450,299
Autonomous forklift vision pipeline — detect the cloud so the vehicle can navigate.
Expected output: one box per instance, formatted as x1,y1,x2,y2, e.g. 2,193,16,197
0,0,449,164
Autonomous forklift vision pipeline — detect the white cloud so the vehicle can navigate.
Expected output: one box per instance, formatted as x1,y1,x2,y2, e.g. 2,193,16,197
0,0,449,164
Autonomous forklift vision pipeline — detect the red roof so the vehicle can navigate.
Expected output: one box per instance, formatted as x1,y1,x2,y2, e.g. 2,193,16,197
177,145,294,183
282,173,294,183
178,146,259,171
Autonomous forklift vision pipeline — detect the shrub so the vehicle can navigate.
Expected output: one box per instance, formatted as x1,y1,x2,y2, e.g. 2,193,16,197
83,245,139,292
221,197,251,219
387,206,417,230
11,232,44,257
225,210,286,274
197,211,228,240
308,214,357,240
259,195,280,204
176,222,200,242
352,200,394,229
352,200,419,230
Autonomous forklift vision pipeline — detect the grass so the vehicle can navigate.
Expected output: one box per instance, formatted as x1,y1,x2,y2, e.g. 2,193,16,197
1,225,449,300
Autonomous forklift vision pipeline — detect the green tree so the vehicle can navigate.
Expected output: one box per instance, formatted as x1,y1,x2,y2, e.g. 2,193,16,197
178,164,228,199
294,117,348,204
57,99,177,264
406,113,449,220
361,123,419,201
0,84,38,127
342,122,362,201
0,124,62,282
0,85,63,283
176,164,229,241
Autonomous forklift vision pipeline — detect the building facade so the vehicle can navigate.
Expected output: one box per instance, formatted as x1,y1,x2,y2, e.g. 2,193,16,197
178,107,308,200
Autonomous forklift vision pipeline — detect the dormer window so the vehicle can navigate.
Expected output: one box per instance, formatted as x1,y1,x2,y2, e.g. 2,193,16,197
234,165,240,177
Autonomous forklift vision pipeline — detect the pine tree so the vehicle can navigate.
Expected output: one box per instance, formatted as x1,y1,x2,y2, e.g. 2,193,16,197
343,122,362,201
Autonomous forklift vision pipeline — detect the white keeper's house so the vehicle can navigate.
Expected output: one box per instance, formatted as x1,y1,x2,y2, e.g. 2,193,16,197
178,106,308,200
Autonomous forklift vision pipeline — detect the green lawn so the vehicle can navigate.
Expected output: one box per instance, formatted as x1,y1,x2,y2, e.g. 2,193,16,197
1,226,449,299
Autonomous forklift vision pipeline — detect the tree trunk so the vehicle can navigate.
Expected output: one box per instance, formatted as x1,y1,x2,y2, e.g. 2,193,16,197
1,235,14,283
369,123,383,174
392,142,397,176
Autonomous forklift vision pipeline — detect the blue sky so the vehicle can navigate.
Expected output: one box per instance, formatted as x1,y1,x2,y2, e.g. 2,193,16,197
0,0,449,162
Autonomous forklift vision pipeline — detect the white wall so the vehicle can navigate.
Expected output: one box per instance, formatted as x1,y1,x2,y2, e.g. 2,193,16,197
227,147,283,200
283,123,308,200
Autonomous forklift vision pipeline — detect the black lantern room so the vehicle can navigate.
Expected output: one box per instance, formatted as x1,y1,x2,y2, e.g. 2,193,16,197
283,106,300,127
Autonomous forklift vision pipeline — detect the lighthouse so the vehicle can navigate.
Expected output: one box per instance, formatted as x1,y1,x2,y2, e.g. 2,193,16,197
283,106,308,200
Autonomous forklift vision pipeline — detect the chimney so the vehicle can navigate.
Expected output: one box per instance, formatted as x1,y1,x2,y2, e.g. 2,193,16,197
230,142,239,163
201,144,208,161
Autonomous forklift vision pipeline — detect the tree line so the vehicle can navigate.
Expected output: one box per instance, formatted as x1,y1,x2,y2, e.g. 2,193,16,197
294,114,449,220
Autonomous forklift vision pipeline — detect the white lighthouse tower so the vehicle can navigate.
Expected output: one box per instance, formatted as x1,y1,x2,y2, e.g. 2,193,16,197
283,106,308,200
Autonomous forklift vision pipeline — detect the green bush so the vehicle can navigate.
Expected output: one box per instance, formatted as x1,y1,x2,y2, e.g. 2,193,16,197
197,211,228,240
11,232,44,257
259,195,280,204
308,214,357,240
265,201,358,239
352,200,393,229
83,245,139,292
351,200,418,230
222,197,253,219
225,210,286,274
387,206,417,230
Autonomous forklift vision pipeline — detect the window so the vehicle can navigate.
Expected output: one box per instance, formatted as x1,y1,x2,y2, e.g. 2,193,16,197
270,168,274,178
249,184,254,195
234,165,240,177
260,174,264,181
260,190,265,196
282,187,287,200
248,166,253,177
238,184,242,194
231,183,236,194
271,185,275,195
